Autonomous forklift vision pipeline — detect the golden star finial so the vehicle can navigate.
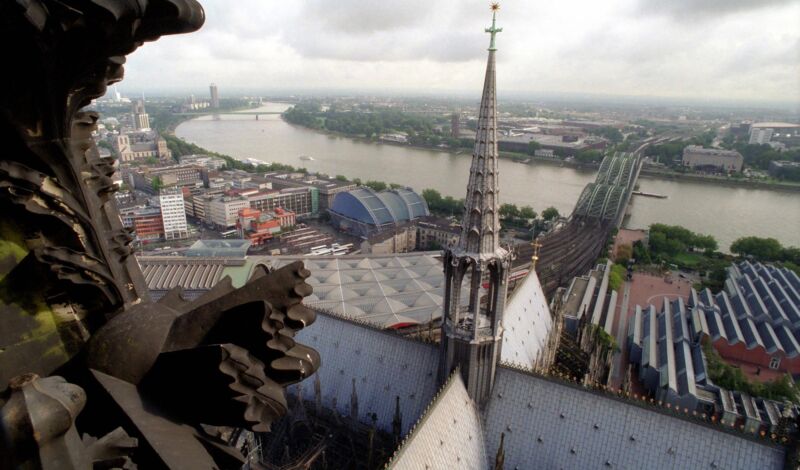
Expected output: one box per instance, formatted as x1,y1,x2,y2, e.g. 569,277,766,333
491,3,501,12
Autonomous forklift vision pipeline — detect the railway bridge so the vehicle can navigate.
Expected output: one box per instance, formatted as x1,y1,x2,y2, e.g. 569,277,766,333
514,150,644,297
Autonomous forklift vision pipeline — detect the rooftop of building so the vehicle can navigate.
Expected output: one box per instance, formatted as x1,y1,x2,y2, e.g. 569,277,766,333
329,187,430,227
138,255,256,300
751,122,800,129
683,145,743,156
185,239,252,258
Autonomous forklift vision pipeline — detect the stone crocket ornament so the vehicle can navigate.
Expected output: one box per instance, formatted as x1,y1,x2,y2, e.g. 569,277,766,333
0,1,320,468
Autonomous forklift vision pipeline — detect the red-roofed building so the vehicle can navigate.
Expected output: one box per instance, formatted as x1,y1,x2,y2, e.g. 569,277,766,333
236,207,295,246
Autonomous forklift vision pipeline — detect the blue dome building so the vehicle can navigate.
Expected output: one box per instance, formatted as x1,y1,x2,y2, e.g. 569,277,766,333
328,187,430,238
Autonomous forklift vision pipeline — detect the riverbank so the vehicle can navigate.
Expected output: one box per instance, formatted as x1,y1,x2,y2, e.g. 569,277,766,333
279,116,600,172
279,116,800,192
639,168,800,193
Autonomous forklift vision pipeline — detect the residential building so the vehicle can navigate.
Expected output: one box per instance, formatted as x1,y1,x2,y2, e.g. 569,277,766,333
158,188,189,240
682,145,743,172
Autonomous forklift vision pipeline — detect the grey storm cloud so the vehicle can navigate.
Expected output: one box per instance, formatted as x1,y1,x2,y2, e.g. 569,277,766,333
118,0,799,104
635,0,800,18
284,0,489,62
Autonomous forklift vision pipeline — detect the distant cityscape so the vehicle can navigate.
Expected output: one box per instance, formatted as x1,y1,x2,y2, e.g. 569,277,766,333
83,33,800,469
4,1,800,469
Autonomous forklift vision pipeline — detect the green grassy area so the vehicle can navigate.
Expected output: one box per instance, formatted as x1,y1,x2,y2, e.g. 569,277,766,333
672,252,703,268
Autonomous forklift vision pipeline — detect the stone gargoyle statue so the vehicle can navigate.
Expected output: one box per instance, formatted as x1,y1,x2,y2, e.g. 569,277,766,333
0,1,320,468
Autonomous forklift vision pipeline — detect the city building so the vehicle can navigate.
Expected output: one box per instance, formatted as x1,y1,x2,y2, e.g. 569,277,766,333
128,163,207,193
140,254,255,301
750,122,800,146
209,82,219,108
682,145,743,172
360,223,417,255
261,172,355,211
693,261,800,377
121,206,163,241
559,261,617,335
768,160,800,180
208,195,250,229
627,295,795,435
749,127,774,145
450,112,460,138
113,130,171,162
132,99,150,130
178,154,226,170
236,207,295,246
328,187,430,238
246,187,317,217
416,215,460,250
158,188,189,240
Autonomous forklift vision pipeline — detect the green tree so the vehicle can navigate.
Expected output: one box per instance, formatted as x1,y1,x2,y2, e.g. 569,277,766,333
519,206,537,220
364,180,387,192
730,236,784,261
151,176,163,193
526,141,542,155
541,206,560,221
335,174,348,182
499,203,520,220
608,264,627,291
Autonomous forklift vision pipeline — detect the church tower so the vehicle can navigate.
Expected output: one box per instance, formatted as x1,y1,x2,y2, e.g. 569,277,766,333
439,4,511,406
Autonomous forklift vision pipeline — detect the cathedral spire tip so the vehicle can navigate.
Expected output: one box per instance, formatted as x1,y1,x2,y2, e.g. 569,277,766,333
486,3,502,51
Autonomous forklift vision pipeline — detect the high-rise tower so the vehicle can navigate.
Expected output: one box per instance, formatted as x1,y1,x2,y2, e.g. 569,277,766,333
209,83,219,108
439,4,510,406
132,98,150,130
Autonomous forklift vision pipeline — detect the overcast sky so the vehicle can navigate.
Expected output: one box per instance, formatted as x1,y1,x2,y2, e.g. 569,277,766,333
122,0,800,106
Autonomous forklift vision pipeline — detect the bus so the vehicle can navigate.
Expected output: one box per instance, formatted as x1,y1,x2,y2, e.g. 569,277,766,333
220,230,238,238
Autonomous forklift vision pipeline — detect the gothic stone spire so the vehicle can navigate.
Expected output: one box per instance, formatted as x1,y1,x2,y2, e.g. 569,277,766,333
439,4,510,407
458,5,503,258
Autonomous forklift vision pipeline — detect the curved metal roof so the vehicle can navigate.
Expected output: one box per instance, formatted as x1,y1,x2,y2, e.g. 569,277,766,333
330,187,430,226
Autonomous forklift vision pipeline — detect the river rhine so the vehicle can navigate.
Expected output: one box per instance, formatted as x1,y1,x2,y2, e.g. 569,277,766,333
176,103,799,250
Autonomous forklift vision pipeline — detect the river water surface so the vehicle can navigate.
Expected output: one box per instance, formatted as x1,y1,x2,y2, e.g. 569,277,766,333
176,103,799,250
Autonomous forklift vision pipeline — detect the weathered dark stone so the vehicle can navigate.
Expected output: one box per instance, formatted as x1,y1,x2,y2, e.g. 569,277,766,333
0,1,320,468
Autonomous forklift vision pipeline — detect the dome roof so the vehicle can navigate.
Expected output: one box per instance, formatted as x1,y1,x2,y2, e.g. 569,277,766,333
330,187,430,226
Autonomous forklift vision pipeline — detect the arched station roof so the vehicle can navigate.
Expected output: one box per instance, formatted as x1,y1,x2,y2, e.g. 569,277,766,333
330,187,430,226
